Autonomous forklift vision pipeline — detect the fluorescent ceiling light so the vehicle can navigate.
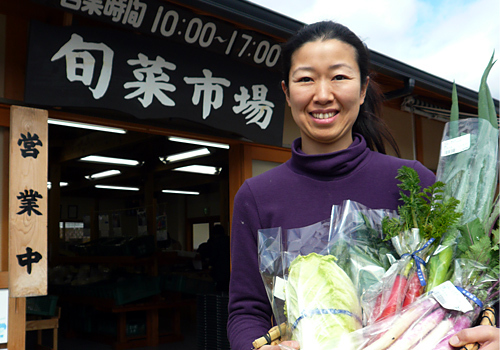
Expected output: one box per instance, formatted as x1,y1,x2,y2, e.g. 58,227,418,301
168,136,229,149
48,119,127,134
161,147,210,163
85,169,121,180
47,181,68,189
80,155,140,166
173,165,221,175
162,189,200,195
95,185,139,191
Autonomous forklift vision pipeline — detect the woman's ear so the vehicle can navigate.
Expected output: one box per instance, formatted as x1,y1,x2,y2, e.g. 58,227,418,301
360,77,369,105
281,81,291,107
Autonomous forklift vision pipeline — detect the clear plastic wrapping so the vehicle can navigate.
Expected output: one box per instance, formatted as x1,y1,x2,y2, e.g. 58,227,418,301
436,118,499,226
344,258,496,350
257,197,497,349
257,200,397,349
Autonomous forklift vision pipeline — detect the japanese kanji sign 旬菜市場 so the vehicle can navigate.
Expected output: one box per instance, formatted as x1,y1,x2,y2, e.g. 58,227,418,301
24,19,285,146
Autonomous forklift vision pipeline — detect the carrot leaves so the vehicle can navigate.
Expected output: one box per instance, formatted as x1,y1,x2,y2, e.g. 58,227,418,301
382,166,461,242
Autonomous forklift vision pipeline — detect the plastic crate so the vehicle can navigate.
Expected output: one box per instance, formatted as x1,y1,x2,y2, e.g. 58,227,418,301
161,274,185,292
94,276,161,305
115,276,160,304
182,277,216,295
26,295,58,316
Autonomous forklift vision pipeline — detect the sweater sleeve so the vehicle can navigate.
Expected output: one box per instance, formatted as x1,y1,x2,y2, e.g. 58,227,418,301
227,181,274,350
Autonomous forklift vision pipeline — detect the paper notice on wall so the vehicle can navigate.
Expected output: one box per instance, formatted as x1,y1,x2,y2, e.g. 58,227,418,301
0,289,8,344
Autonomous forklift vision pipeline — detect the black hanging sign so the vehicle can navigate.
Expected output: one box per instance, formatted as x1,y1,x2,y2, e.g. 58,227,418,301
24,21,285,146
30,0,284,71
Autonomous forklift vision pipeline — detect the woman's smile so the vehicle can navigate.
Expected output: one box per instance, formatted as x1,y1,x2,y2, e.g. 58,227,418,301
310,109,339,121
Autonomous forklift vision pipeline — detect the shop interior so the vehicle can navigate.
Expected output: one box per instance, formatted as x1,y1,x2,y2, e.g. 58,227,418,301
29,116,232,349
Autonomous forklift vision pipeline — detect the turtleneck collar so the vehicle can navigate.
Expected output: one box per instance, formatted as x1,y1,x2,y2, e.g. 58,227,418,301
288,134,371,181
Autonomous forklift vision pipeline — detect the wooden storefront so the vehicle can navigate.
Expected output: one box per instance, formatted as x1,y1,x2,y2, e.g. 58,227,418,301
0,1,496,349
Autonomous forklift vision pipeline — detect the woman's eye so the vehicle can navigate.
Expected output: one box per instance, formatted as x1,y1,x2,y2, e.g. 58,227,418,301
333,75,346,81
297,77,313,82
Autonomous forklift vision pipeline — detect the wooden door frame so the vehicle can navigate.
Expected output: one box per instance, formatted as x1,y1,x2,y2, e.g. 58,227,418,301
228,142,291,233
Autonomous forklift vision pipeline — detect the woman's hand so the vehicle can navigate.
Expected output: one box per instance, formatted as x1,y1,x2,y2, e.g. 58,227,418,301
449,325,499,350
260,340,300,350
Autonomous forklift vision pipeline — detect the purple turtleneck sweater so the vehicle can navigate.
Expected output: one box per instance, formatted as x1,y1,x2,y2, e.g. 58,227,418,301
227,135,436,350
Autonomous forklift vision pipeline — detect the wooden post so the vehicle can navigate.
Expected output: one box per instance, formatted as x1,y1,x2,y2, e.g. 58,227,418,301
8,106,48,297
48,161,61,265
7,296,25,350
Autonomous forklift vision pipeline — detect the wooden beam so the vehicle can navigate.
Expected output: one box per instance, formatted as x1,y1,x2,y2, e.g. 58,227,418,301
414,114,425,163
48,162,61,264
228,143,244,236
1,128,8,271
57,131,154,163
4,14,27,101
0,105,10,128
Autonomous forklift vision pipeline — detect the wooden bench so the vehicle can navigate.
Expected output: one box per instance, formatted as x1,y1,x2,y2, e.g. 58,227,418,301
26,308,61,350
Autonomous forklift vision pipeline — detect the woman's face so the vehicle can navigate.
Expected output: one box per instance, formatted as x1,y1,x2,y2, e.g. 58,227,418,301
282,38,368,155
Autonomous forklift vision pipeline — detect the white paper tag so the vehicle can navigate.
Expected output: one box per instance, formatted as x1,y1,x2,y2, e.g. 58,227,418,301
440,133,471,157
431,281,473,313
0,289,8,344
273,276,286,301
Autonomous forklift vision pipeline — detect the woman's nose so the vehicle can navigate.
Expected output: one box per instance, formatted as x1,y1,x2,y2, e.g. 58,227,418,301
314,80,334,104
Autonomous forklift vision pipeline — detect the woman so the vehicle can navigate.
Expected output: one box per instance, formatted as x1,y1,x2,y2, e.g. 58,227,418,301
227,21,498,350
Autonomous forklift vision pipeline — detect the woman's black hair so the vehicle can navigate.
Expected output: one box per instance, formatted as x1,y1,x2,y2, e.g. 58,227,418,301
281,21,400,156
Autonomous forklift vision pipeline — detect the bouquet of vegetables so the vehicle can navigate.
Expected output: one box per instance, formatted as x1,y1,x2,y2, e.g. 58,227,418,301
351,254,498,350
363,166,462,325
343,193,498,350
425,54,499,293
257,200,398,349
356,53,499,350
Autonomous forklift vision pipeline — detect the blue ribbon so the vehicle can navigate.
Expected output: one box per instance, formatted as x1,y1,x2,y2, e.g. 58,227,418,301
455,286,483,308
291,309,362,332
401,238,435,287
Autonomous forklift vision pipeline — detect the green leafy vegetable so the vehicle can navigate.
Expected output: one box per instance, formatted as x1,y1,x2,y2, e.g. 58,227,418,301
450,81,459,137
427,54,499,293
332,211,398,296
437,55,498,228
478,53,498,128
457,197,499,276
285,253,361,350
382,166,461,241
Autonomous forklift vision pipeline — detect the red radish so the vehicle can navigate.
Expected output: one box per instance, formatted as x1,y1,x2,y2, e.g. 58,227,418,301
402,272,424,307
371,289,384,321
376,274,408,322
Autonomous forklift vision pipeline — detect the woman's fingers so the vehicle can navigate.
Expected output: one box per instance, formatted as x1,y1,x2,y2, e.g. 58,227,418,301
260,340,300,350
449,325,499,350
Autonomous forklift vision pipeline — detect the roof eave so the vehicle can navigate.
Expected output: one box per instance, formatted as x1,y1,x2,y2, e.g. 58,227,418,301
186,0,499,113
